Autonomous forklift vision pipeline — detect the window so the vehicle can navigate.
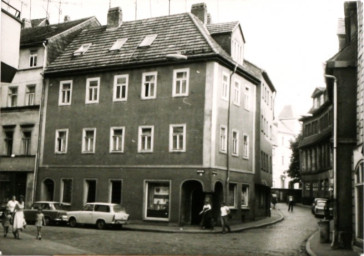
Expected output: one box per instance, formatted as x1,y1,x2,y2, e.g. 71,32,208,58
61,179,72,203
232,130,239,156
95,205,110,212
355,161,364,240
222,73,229,100
141,72,157,99
86,78,100,104
82,128,96,153
4,129,14,156
145,181,170,220
169,124,186,152
59,81,72,105
29,50,37,67
8,87,17,107
227,183,237,208
74,43,91,56
84,179,96,203
220,126,227,153
22,131,31,155
241,185,249,207
139,34,157,47
110,180,122,204
25,85,35,105
110,127,125,153
173,69,189,97
110,38,128,51
243,134,249,159
138,126,154,152
113,75,128,101
55,129,68,153
233,80,240,105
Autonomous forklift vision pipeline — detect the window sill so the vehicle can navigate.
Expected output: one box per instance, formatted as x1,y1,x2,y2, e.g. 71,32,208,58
55,152,67,154
138,151,154,154
110,151,124,154
81,152,95,154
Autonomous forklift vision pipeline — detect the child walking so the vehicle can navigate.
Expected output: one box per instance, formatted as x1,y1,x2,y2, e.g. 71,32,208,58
2,208,11,237
35,208,46,240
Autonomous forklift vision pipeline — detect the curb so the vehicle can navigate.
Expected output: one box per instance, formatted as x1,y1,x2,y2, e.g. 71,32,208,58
306,229,319,256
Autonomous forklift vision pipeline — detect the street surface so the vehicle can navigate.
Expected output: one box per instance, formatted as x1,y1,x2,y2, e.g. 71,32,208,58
0,204,318,255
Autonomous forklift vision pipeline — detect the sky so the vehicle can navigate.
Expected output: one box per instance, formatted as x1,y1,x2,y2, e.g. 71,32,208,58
9,0,347,116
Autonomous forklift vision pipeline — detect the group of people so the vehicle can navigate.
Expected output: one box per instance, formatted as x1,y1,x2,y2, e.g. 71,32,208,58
199,200,231,234
1,195,46,240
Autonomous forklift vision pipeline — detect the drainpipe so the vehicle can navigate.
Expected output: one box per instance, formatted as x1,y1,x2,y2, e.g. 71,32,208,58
225,63,238,202
324,74,338,248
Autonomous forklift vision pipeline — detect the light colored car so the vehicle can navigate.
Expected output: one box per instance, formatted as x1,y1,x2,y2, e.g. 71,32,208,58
313,198,333,218
64,202,129,229
24,201,70,225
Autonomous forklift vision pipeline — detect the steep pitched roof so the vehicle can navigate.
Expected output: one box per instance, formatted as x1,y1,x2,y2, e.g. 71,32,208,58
310,87,325,98
279,105,295,120
206,21,239,34
244,60,276,92
21,17,94,47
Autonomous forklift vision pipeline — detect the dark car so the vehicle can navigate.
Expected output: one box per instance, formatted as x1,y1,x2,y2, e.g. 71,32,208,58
24,201,71,225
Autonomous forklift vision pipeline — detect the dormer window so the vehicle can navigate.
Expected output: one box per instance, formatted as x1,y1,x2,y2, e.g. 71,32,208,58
110,38,127,51
73,43,92,56
232,39,243,65
139,34,157,47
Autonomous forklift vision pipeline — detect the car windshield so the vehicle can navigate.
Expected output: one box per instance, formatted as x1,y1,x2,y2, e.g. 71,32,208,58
317,202,326,207
113,205,125,212
53,203,70,210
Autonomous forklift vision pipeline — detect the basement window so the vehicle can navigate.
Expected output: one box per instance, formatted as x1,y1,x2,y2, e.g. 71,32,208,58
73,43,92,56
110,38,128,51
139,34,157,47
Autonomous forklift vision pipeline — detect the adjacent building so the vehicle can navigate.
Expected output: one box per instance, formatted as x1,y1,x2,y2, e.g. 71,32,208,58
37,3,275,225
0,15,100,205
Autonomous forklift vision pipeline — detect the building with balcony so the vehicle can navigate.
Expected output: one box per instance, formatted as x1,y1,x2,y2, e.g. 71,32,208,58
37,3,275,225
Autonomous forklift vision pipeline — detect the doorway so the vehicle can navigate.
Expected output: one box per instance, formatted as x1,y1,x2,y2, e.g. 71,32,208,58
181,180,204,225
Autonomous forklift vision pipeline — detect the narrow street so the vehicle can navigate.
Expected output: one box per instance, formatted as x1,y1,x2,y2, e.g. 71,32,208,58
0,204,318,255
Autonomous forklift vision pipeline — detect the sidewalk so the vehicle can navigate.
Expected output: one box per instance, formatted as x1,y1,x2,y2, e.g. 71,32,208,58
123,207,284,233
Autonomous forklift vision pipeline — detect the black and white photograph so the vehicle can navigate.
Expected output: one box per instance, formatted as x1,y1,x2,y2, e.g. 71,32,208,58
0,0,363,255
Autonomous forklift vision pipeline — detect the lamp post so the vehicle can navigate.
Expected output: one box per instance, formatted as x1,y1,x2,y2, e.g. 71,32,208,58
324,74,338,248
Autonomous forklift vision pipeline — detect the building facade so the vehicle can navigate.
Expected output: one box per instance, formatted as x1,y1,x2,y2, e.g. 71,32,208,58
0,16,100,205
37,3,275,224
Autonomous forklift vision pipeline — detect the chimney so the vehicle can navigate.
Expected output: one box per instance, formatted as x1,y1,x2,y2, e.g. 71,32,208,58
64,15,71,22
107,7,122,28
191,3,208,25
22,18,32,29
337,18,346,50
207,13,212,24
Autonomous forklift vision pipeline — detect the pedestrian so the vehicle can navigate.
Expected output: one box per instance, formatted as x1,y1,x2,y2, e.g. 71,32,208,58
288,195,294,212
2,207,12,237
35,207,46,240
6,195,18,223
199,199,213,230
12,195,26,239
220,202,231,234
271,196,277,209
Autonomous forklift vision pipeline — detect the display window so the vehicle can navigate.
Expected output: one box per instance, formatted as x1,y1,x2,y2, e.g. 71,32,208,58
145,181,170,220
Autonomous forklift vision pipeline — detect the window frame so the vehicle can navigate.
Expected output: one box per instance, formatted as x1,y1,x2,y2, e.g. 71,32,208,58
243,134,249,159
74,43,92,56
141,72,157,100
221,72,230,101
55,129,68,154
219,125,227,153
241,184,249,208
244,85,251,110
60,178,73,204
8,86,18,107
25,84,36,106
29,50,37,67
227,183,238,208
110,38,128,51
144,180,171,221
232,80,241,106
110,126,125,153
138,125,154,153
113,75,128,102
82,128,96,154
59,80,73,106
85,77,100,104
232,129,239,156
139,34,158,47
169,124,186,152
172,68,190,97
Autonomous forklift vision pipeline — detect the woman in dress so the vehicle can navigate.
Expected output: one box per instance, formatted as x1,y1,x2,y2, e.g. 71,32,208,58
12,195,26,239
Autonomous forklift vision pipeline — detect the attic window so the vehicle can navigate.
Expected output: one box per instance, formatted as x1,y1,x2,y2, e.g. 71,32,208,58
73,43,92,56
110,38,128,51
139,34,157,47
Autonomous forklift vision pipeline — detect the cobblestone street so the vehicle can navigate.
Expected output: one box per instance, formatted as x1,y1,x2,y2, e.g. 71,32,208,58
0,204,318,255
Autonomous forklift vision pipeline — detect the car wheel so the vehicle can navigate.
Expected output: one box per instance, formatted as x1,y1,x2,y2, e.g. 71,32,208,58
96,220,105,230
69,217,77,227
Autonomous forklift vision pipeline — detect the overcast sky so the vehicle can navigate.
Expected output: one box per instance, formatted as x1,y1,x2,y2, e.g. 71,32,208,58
11,0,347,116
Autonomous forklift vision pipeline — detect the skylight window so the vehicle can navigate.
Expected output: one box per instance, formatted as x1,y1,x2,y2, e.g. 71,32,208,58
139,34,157,47
110,38,128,51
73,43,92,56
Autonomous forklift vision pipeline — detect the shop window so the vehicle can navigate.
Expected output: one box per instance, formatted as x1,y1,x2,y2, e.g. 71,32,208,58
145,181,170,220
227,183,237,208
61,179,72,203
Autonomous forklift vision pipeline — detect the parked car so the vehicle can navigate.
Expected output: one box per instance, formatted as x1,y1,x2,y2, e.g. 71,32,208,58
311,198,327,214
64,202,129,229
312,198,333,218
24,201,71,225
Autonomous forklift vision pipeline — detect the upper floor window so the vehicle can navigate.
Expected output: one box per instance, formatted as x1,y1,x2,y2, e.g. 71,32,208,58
110,127,125,153
243,134,249,159
139,34,157,47
8,87,18,107
74,43,91,56
173,69,189,97
233,80,240,106
59,81,72,105
86,78,100,104
220,125,227,153
232,39,243,65
4,129,14,156
169,124,186,152
113,75,128,101
244,86,250,110
82,128,96,153
232,130,239,156
222,73,229,100
25,85,36,106
141,72,157,99
22,130,32,155
110,38,128,51
55,129,68,154
138,126,154,153
29,50,37,67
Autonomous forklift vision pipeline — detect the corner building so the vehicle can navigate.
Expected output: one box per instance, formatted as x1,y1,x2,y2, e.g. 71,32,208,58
37,3,275,224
